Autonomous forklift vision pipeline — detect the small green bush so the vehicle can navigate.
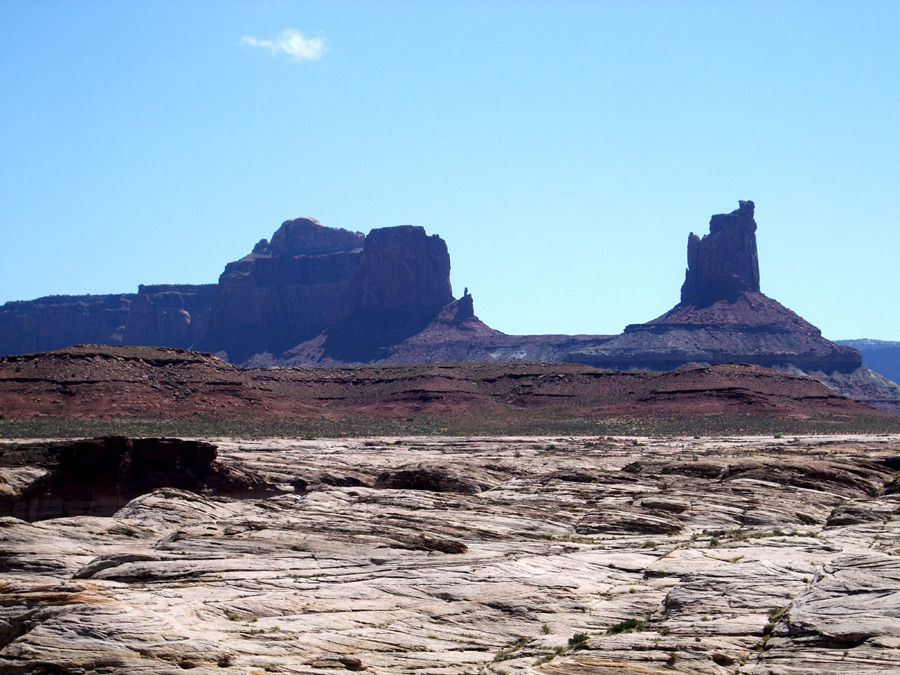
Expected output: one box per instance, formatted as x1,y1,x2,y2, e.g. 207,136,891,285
607,618,644,635
568,632,589,649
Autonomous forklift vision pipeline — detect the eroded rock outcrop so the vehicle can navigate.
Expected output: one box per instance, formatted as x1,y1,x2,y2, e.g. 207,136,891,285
3,345,894,434
837,339,900,385
0,218,464,366
197,217,366,362
318,226,455,362
0,285,217,356
681,199,760,305
198,220,460,364
123,284,216,349
2,436,900,673
567,201,865,377
0,437,274,521
0,294,132,356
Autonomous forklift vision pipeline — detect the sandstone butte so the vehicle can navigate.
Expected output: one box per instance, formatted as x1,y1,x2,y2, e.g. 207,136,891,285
2,203,900,675
1,202,899,416
1,434,900,674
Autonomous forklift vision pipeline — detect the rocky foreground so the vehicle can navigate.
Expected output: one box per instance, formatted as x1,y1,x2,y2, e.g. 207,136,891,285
2,435,900,674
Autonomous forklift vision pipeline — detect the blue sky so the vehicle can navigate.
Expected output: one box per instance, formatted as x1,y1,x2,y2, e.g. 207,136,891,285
2,1,898,341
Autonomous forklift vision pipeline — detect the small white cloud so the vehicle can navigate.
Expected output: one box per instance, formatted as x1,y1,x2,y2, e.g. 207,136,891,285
241,28,326,62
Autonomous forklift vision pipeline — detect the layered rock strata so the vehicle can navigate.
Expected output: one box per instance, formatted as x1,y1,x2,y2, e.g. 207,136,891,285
1,205,897,416
2,435,900,673
1,218,466,366
316,225,455,362
568,201,864,376
1,345,895,432
197,217,366,362
681,199,760,305
837,339,900,385
0,436,274,521
0,293,133,356
124,284,216,349
0,285,215,356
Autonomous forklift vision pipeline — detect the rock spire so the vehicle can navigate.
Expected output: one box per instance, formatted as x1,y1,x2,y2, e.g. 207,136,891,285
680,200,760,306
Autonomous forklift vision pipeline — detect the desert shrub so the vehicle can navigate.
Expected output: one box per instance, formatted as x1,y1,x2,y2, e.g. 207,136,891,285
568,632,589,649
607,618,644,635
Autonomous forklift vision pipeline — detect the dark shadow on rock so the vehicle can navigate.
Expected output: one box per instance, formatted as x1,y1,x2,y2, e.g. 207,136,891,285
0,437,278,522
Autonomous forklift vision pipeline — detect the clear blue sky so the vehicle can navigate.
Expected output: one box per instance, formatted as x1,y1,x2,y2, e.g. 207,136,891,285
2,1,898,341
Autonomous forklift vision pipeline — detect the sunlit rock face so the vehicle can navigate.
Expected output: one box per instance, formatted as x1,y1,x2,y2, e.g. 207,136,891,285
2,435,900,673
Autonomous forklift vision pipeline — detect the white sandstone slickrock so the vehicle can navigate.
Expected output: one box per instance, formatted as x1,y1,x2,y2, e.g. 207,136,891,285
1,435,899,674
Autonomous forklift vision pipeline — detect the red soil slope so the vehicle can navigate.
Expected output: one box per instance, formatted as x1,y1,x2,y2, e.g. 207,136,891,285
0,346,892,430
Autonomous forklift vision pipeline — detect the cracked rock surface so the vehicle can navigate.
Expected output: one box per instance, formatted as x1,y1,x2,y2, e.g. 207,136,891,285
2,435,900,674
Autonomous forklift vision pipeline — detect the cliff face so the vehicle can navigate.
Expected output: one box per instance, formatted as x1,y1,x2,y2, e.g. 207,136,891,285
197,218,366,363
0,285,217,357
837,340,900,386
0,205,891,416
196,220,457,364
123,284,216,349
0,217,462,365
0,294,132,355
319,226,455,362
0,436,273,521
681,200,760,305
345,226,453,315
566,200,864,375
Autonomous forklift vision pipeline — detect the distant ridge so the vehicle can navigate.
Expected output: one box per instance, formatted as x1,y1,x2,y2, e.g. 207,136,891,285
2,344,897,436
1,202,898,414
837,339,900,386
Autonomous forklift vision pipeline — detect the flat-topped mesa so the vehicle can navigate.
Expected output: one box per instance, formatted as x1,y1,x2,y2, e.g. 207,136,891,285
317,226,456,362
197,219,460,364
198,218,366,362
347,226,453,314
681,200,760,306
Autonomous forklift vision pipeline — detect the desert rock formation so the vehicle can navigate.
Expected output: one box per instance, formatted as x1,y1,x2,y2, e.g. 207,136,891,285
2,435,900,673
0,437,273,522
567,201,861,374
0,218,467,367
837,339,900,386
0,285,215,356
681,200,760,305
1,204,898,414
197,217,366,362
563,201,900,412
124,284,216,349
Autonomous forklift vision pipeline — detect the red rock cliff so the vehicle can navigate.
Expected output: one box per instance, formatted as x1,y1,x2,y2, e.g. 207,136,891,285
197,218,365,362
681,200,760,305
